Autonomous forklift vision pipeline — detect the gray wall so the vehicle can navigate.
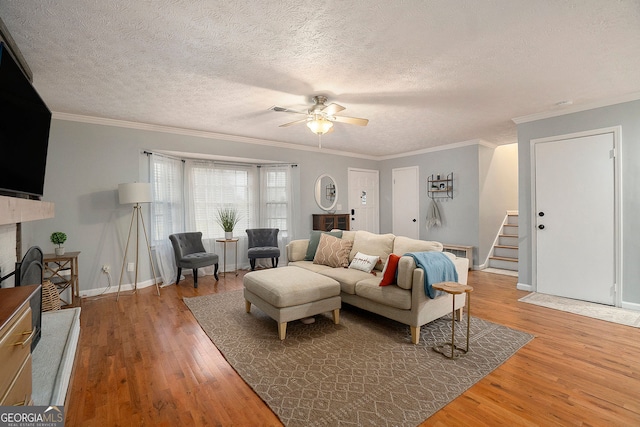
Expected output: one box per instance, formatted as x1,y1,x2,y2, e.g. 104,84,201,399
380,145,482,264
22,118,518,293
22,119,376,293
516,99,640,305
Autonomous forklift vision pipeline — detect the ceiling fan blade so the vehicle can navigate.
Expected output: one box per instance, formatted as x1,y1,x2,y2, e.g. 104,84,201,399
322,103,346,115
333,115,369,126
270,105,307,115
279,118,308,128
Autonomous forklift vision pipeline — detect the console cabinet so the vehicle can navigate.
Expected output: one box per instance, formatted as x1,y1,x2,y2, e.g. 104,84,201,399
0,285,40,406
312,214,350,231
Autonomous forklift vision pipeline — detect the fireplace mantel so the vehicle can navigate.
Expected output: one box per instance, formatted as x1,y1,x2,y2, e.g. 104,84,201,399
0,195,55,225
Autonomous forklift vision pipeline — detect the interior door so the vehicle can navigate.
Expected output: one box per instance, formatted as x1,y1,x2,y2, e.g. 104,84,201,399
392,166,419,239
348,168,379,233
534,131,616,305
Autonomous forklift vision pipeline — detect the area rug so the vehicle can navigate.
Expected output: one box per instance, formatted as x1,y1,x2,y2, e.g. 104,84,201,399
184,290,533,427
519,292,640,328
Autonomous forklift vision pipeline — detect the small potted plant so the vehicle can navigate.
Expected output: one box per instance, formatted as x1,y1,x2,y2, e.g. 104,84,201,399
216,207,241,240
50,231,67,256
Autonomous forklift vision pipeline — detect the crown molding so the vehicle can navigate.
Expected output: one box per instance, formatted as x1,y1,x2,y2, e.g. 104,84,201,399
377,139,498,160
52,112,501,161
512,91,640,124
51,112,378,160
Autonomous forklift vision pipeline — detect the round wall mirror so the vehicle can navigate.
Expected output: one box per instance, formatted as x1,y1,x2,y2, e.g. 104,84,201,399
315,174,338,211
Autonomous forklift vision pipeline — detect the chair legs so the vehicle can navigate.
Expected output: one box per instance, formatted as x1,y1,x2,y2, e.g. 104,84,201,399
193,268,198,288
176,265,217,288
272,257,279,268
250,259,256,271
214,263,219,281
176,267,182,285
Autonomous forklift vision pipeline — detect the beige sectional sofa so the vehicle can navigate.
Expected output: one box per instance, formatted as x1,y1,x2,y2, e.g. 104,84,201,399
286,230,470,344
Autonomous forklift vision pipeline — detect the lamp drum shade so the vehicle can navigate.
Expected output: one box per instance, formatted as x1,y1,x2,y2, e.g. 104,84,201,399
118,182,152,204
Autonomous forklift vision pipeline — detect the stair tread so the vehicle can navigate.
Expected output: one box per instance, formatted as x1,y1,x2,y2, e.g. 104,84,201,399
495,245,518,249
489,256,518,262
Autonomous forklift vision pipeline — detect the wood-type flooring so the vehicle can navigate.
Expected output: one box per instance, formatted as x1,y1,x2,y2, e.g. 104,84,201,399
65,270,640,426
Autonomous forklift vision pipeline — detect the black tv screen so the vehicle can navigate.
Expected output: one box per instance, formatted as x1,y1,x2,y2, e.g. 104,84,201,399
0,42,51,199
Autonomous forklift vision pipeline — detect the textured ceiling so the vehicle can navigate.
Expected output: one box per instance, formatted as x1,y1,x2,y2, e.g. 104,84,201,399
2,0,640,157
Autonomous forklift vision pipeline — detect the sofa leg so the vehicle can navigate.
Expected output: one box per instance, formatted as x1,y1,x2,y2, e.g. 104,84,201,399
176,267,182,285
278,322,287,340
193,268,198,288
455,307,464,321
214,263,219,281
410,325,420,344
332,309,340,325
245,300,251,313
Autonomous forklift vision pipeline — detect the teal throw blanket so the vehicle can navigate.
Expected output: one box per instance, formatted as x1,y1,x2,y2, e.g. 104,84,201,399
405,252,458,299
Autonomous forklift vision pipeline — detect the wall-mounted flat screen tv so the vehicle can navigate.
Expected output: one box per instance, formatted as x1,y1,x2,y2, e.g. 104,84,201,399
0,41,51,199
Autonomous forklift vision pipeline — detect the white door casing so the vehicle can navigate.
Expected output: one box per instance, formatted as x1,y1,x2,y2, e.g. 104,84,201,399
348,168,379,233
392,166,419,239
531,128,621,306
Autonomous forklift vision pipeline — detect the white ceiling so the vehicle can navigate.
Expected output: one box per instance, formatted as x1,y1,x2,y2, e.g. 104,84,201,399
2,0,640,157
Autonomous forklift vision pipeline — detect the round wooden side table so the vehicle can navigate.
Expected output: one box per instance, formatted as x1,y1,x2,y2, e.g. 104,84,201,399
432,282,474,359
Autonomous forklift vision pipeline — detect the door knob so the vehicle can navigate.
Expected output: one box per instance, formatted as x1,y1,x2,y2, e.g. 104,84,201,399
538,212,545,217
412,219,417,222
538,224,545,230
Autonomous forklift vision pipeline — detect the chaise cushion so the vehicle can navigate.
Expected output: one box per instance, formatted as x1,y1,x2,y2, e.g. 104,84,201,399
243,267,340,308
319,267,376,295
349,230,395,271
355,280,412,310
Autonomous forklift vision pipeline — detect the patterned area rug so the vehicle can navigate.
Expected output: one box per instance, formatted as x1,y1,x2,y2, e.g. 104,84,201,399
519,292,640,327
184,290,533,426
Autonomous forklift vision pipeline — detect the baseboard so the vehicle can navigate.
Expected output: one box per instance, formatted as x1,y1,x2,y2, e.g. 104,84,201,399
80,277,159,298
621,301,640,311
517,282,533,292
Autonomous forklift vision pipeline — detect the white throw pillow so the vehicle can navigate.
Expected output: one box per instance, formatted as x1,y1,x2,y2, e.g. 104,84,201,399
348,252,379,273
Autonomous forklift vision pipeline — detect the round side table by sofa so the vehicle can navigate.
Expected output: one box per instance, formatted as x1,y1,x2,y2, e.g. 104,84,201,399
432,282,474,359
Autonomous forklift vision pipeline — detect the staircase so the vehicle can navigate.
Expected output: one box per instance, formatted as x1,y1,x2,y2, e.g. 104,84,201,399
488,212,518,271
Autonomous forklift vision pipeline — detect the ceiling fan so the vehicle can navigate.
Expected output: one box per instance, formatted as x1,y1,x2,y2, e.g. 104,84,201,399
270,95,369,136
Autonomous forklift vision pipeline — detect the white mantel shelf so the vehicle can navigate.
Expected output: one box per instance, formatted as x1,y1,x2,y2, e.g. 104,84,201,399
0,195,55,225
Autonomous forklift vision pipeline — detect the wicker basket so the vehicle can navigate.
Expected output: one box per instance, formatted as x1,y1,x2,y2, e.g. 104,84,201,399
42,279,61,312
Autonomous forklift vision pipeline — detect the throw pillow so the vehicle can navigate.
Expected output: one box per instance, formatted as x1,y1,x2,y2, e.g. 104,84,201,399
348,252,380,273
380,253,401,286
313,233,353,268
305,230,343,261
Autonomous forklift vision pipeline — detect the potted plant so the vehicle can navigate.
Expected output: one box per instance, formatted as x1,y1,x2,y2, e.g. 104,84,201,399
216,207,241,240
50,231,67,256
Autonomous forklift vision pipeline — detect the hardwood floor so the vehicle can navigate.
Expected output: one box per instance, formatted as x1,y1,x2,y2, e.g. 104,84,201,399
66,270,640,426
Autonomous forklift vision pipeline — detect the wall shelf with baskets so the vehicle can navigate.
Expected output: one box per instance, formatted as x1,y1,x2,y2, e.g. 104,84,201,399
427,173,454,199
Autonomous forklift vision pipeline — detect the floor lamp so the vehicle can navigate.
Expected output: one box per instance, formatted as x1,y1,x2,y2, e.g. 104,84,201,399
117,182,160,301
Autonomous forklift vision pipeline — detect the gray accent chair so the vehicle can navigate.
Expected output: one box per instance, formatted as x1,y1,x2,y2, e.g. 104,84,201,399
246,228,280,271
169,232,219,288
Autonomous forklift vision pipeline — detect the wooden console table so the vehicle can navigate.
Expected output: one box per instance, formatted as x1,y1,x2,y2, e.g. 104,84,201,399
43,251,80,307
312,214,350,231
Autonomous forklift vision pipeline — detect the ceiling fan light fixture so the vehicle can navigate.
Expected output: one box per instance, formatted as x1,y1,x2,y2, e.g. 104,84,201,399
307,117,333,135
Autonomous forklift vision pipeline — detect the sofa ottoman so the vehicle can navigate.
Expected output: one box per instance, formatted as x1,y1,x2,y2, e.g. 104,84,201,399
243,266,341,340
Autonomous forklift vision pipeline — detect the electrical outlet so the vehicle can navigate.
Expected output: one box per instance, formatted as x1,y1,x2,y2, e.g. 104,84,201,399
102,265,110,273
127,262,135,272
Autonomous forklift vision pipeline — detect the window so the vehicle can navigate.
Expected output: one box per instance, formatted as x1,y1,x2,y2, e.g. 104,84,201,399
187,161,255,239
150,154,184,244
260,165,290,232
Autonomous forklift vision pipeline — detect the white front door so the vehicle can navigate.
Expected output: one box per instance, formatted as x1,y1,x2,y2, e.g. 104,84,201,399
533,130,617,305
348,168,379,233
392,166,419,239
